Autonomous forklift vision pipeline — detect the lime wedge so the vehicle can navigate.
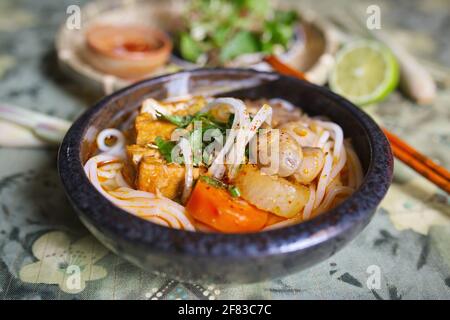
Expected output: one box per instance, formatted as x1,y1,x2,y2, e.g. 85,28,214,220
329,40,399,106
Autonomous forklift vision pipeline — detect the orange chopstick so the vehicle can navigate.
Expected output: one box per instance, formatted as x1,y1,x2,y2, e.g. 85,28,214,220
382,129,450,181
264,55,307,80
265,54,450,194
389,142,450,194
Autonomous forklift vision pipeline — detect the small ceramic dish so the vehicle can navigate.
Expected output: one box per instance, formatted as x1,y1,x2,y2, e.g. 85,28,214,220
84,24,172,79
58,68,393,283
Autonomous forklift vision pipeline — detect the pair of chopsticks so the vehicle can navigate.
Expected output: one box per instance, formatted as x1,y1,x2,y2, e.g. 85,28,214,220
264,55,450,194
383,129,450,193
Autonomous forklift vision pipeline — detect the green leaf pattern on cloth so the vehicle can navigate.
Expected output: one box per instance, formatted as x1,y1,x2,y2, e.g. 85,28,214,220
381,176,450,235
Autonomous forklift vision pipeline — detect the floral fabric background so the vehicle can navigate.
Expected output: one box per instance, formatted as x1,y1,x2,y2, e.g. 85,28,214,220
0,0,449,299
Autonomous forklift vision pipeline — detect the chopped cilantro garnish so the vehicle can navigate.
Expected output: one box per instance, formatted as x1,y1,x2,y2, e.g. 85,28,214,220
199,175,241,198
156,112,194,128
199,175,228,189
228,185,241,198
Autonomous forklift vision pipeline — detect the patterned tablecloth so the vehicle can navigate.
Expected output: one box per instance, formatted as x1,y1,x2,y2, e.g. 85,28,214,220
0,0,449,300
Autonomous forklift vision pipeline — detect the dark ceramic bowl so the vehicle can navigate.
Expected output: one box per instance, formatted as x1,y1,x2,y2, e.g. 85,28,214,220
58,68,393,283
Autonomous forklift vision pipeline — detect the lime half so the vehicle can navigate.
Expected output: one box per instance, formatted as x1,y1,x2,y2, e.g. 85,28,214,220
329,40,399,106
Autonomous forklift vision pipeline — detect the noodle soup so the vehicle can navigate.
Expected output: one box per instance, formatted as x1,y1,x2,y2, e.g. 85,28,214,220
84,96,363,233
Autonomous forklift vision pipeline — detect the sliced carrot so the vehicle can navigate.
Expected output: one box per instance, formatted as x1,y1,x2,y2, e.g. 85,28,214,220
186,179,269,233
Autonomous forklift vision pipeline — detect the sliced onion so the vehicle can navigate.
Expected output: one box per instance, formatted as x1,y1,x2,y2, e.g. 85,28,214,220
228,104,272,179
314,120,344,158
235,165,310,218
203,98,250,178
313,152,333,209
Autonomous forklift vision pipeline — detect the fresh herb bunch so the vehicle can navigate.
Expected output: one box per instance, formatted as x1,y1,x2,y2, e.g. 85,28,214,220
177,0,299,65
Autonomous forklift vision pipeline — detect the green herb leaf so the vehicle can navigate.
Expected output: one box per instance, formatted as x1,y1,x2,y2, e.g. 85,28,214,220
156,112,194,128
264,20,295,48
246,0,269,16
154,136,176,163
220,31,260,62
179,32,204,63
274,10,298,25
195,112,229,132
211,25,231,47
178,0,299,65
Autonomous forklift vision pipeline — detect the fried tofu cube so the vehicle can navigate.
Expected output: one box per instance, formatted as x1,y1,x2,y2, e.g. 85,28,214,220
124,145,163,189
135,97,208,146
121,161,136,188
135,113,177,145
126,144,160,167
137,157,208,199
137,158,185,199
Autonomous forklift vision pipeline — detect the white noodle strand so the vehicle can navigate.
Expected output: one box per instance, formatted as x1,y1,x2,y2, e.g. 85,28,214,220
85,130,195,231
314,152,333,209
314,120,343,158
330,146,347,180
315,186,354,215
346,143,363,188
203,98,250,178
